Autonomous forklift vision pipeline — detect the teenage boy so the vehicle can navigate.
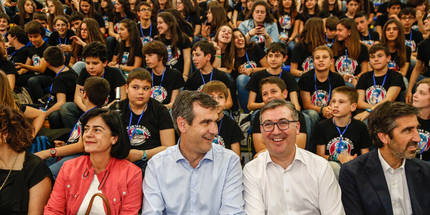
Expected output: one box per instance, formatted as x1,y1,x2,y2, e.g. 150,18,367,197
246,42,300,111
70,12,84,34
0,13,9,39
325,16,339,48
35,76,110,178
202,81,243,157
399,8,423,54
354,11,380,48
60,41,127,128
251,76,307,156
345,0,360,19
313,86,370,174
136,2,158,46
355,44,404,121
115,68,175,170
185,40,233,109
32,12,51,39
412,78,430,161
143,40,184,109
41,46,77,128
375,0,402,37
299,45,345,125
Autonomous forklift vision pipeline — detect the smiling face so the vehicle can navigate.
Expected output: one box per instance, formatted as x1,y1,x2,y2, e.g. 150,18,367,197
118,22,130,41
233,30,245,49
413,83,430,109
206,9,213,23
55,19,67,36
114,1,123,12
24,0,34,14
156,16,168,35
369,50,390,71
336,23,350,41
126,79,152,107
261,83,288,104
217,25,232,44
83,116,117,155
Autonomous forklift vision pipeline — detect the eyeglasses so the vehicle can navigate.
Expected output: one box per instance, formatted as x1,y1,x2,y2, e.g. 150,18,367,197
400,16,415,20
139,8,151,12
260,119,297,132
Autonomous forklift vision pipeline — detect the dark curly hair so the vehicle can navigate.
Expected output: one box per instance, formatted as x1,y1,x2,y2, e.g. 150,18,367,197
0,105,34,152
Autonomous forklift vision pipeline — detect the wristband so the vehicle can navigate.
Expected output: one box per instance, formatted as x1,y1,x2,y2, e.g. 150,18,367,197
365,108,372,113
142,150,147,161
215,55,222,59
320,106,324,114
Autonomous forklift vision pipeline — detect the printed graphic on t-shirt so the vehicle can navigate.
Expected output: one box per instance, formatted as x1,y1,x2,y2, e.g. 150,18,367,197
166,45,180,66
121,52,129,64
32,55,41,66
312,89,329,107
251,35,265,44
365,85,386,105
242,61,257,69
301,56,314,73
335,55,358,76
405,40,417,52
128,125,151,146
212,135,225,147
151,86,168,103
388,60,399,71
141,36,153,46
418,129,430,153
327,136,354,156
68,121,82,144
279,15,291,30
362,40,375,46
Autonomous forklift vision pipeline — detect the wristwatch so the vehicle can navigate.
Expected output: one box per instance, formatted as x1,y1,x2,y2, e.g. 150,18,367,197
50,148,57,158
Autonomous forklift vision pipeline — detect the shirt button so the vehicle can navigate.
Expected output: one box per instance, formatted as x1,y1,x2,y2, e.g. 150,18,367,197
113,198,117,202
122,192,126,195
66,184,71,188
74,194,77,198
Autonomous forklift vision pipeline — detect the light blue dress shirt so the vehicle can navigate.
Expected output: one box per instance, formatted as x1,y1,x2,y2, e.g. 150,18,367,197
142,143,245,215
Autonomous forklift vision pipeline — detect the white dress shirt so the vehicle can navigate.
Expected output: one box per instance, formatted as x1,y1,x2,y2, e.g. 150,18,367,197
378,149,413,215
243,147,345,215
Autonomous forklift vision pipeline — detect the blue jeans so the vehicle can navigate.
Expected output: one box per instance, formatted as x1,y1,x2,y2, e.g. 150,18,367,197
302,109,320,152
49,154,81,180
237,74,251,113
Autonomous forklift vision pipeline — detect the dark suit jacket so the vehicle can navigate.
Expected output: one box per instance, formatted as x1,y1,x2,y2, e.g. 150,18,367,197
339,149,430,215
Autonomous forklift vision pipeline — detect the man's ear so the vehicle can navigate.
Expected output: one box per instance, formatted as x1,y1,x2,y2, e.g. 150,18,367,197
177,116,188,133
282,89,288,99
377,132,390,146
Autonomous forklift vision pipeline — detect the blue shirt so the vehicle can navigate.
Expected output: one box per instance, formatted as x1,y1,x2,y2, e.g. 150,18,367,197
142,143,245,215
238,19,280,44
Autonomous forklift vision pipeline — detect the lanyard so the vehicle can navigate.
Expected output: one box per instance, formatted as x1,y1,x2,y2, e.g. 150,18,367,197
151,67,166,89
334,119,351,154
58,37,67,45
200,68,214,85
139,22,152,38
314,72,331,104
409,30,412,41
68,106,96,140
45,66,66,109
373,71,388,90
218,117,223,135
345,48,349,60
245,52,256,68
9,45,25,61
128,103,146,140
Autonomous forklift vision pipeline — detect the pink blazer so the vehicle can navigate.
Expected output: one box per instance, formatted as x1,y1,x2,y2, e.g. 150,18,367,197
44,156,142,215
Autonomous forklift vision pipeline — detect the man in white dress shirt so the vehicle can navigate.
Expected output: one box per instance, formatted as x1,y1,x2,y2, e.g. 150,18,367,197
243,99,345,215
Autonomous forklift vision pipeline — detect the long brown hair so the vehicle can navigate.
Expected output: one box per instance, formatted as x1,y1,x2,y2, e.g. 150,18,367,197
214,25,235,70
332,18,361,60
0,72,17,110
381,19,407,68
156,12,187,54
72,18,106,60
298,17,326,53
17,0,36,26
46,0,65,31
277,0,298,21
209,5,228,33
246,0,275,23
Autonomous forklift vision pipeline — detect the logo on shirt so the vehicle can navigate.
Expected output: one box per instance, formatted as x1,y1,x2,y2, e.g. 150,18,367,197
405,40,417,52
418,129,430,153
67,121,82,144
167,45,180,66
121,52,129,65
327,137,354,156
32,55,41,66
388,60,399,72
365,85,386,105
251,35,265,44
312,90,329,107
128,125,151,146
242,61,257,69
151,86,168,103
362,40,375,46
141,36,153,46
279,15,292,30
301,56,314,73
212,135,225,147
335,55,358,76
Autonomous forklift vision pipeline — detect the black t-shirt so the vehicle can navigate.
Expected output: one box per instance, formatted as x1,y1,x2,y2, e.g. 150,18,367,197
375,14,388,27
50,68,77,104
296,12,318,22
0,152,52,214
405,29,424,52
116,98,174,150
27,42,55,77
0,58,17,75
77,67,126,103
150,67,184,104
388,46,411,72
246,70,299,103
184,68,232,91
417,116,430,161
276,12,295,38
251,110,307,134
298,70,345,107
7,46,31,64
417,38,430,76
333,44,369,76
234,46,265,77
360,29,380,47
291,42,314,73
312,118,371,156
356,70,404,105
185,12,201,27
159,36,192,73
138,22,158,46
115,46,143,66
214,114,244,149
48,30,75,46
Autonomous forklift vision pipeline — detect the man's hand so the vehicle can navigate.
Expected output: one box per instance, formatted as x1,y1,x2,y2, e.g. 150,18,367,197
337,153,357,164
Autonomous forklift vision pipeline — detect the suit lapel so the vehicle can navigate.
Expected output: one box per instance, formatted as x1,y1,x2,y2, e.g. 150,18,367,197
405,160,423,215
365,150,393,215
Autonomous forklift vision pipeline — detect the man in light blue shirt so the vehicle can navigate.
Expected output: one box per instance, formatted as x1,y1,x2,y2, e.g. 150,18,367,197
142,90,245,215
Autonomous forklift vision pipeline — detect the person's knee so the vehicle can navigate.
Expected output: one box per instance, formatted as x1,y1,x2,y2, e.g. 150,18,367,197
236,74,250,88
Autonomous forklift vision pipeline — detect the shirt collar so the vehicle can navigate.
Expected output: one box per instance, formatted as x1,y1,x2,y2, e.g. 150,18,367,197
378,149,406,172
265,146,305,167
174,140,214,163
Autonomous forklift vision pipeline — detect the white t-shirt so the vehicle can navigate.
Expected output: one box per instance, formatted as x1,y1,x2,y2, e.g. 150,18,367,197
77,176,106,215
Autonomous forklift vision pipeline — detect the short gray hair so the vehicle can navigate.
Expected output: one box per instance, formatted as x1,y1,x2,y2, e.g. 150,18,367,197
171,90,218,132
260,99,299,122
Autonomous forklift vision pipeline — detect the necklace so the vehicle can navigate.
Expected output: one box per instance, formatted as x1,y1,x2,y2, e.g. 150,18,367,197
0,153,19,191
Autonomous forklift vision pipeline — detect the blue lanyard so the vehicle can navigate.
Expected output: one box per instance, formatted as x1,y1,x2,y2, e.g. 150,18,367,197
373,71,388,90
128,103,146,140
334,119,350,154
218,117,223,135
345,49,349,60
409,30,412,41
139,22,152,38
58,37,67,45
245,52,251,64
67,106,96,140
151,67,166,89
314,72,331,103
200,68,214,85
45,66,66,109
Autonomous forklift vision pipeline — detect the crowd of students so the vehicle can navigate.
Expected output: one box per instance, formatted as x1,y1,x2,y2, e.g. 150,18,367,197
2,0,430,213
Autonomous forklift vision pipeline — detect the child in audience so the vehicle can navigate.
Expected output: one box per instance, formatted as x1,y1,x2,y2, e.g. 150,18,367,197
412,78,430,161
355,44,404,121
143,40,184,109
202,80,243,157
354,11,379,48
246,42,300,111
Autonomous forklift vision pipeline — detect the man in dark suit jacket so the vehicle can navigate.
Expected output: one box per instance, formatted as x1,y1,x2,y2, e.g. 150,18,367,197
339,101,430,215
